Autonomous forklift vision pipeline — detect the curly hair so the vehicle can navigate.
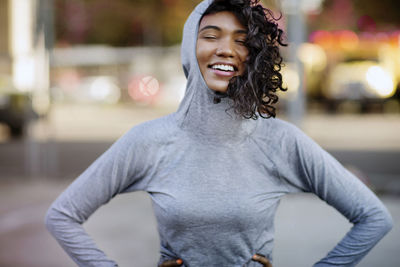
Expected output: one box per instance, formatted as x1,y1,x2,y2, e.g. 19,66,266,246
202,0,287,119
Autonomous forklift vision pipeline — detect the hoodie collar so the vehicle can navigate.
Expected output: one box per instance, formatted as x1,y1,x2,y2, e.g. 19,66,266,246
174,0,256,144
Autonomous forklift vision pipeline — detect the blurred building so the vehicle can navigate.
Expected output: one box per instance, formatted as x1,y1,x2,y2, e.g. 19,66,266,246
0,0,52,138
0,1,10,76
51,45,186,107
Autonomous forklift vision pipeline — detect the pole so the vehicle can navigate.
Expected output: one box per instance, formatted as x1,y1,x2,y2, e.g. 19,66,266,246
284,0,306,127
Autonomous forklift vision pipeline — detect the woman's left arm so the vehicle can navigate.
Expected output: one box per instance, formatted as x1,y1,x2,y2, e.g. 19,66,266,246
278,124,393,267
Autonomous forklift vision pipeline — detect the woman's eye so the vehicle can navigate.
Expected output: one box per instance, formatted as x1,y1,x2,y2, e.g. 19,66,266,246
204,35,217,39
236,40,246,45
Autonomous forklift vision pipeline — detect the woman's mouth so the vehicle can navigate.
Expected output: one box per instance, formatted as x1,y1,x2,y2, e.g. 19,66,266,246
208,63,238,77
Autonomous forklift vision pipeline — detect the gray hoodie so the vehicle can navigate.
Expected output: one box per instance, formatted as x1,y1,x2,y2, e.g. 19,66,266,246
45,0,393,266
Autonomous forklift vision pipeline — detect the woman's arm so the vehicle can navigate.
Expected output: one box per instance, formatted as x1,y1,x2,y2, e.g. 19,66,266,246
45,128,149,267
277,123,393,267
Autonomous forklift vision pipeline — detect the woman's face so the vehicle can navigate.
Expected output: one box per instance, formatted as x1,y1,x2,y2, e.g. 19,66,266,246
196,11,249,93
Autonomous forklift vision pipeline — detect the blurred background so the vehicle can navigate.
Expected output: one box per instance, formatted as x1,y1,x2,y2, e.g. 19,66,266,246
0,0,399,266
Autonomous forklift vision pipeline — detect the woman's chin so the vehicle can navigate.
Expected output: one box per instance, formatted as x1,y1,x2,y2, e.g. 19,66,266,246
207,82,229,93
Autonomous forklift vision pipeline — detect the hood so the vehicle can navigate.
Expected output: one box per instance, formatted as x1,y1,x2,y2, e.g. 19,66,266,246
175,0,256,144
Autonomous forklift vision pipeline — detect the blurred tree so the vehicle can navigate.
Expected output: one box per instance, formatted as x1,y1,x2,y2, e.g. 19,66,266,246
86,0,140,46
308,0,356,32
55,0,90,44
352,0,400,26
54,0,199,47
309,0,400,32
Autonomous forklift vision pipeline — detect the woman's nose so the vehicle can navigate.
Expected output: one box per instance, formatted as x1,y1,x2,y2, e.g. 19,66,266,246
216,38,234,57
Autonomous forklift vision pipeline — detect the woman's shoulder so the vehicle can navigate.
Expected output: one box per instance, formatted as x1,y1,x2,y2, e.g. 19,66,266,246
128,113,175,131
254,116,327,160
251,116,318,159
254,116,303,140
119,113,178,146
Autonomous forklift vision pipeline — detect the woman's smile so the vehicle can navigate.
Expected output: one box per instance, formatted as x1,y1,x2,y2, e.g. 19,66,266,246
209,62,238,77
196,11,248,92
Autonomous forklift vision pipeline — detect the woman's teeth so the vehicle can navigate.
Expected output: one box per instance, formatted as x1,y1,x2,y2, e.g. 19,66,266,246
211,64,234,72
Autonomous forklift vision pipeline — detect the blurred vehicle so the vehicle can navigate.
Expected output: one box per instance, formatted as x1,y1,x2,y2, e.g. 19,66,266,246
0,75,37,138
308,30,400,112
324,58,397,111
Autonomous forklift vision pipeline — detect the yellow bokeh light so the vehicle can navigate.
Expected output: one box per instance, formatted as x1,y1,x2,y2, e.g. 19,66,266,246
338,30,359,50
281,64,300,99
297,43,327,72
365,66,395,97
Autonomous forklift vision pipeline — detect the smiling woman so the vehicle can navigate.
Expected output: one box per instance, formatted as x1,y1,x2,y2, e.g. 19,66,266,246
196,11,249,93
196,0,287,119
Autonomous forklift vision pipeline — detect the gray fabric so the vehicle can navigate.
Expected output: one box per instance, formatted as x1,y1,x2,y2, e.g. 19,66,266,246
45,0,393,266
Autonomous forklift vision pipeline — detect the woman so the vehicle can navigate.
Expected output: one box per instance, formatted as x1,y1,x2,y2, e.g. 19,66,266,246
45,0,393,266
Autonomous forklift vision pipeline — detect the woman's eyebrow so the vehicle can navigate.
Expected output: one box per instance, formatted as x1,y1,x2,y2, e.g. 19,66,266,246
235,29,247,34
199,25,221,32
199,25,247,34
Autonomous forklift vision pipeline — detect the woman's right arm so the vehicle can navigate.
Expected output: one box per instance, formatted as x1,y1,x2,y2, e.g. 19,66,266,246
45,128,149,267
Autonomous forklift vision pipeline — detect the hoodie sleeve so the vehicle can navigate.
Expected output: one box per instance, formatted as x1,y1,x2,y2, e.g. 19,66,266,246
45,127,150,267
276,123,393,267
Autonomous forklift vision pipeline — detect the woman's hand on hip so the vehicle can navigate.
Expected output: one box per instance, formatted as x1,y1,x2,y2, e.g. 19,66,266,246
160,255,271,267
252,254,272,267
160,258,183,267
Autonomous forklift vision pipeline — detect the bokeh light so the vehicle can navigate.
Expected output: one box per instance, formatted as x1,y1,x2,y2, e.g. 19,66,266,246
89,77,121,104
366,66,395,97
297,43,327,72
337,30,359,50
128,75,160,104
281,64,300,99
